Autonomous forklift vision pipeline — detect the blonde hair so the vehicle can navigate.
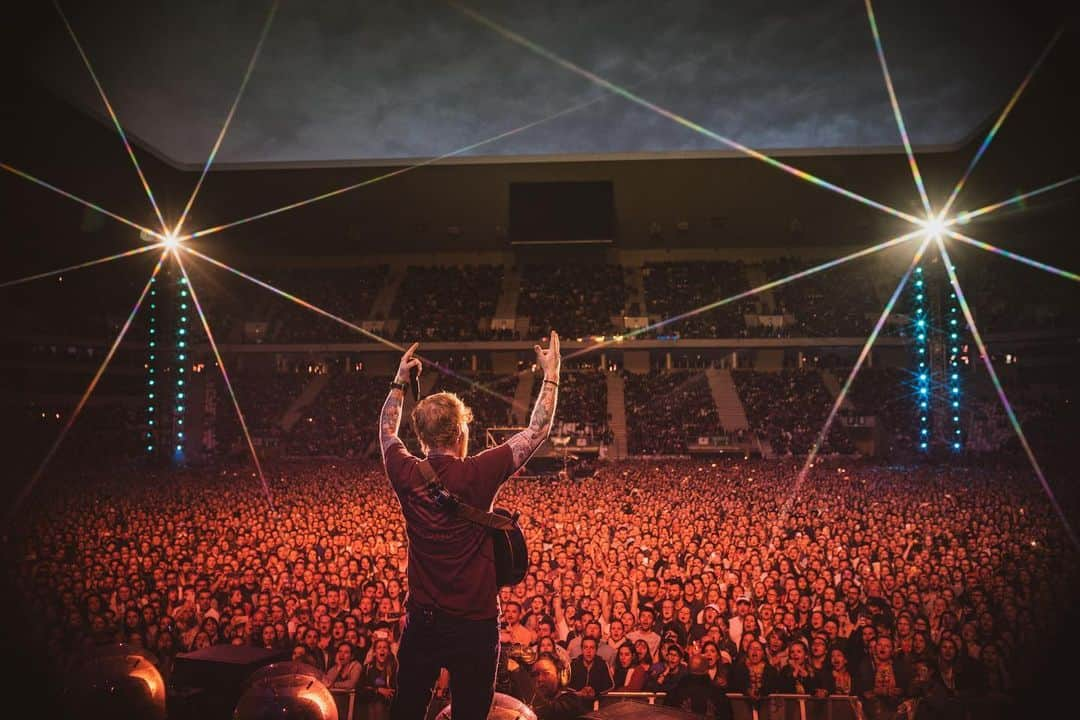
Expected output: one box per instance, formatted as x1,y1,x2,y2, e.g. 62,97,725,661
410,392,473,451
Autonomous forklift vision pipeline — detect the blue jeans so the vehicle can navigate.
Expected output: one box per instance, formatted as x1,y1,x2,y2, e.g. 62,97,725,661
390,606,500,720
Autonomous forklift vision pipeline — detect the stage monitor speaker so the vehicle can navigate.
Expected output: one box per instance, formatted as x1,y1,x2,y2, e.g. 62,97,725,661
170,645,293,720
584,700,701,720
435,692,536,720
64,644,166,720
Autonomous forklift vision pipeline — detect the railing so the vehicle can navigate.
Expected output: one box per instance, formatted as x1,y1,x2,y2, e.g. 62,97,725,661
595,691,667,709
725,693,864,720
328,689,357,720
328,689,863,720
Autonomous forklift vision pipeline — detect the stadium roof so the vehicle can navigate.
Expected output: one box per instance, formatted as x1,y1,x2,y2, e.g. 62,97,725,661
34,0,1063,168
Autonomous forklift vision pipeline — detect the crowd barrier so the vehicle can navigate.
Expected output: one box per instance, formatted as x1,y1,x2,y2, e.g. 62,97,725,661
326,690,864,720
726,694,863,720
329,689,357,720
596,691,668,708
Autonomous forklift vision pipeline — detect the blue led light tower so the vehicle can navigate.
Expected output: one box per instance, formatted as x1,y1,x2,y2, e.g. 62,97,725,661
947,288,963,451
174,275,189,458
141,263,189,463
144,277,159,454
910,258,966,454
912,266,931,451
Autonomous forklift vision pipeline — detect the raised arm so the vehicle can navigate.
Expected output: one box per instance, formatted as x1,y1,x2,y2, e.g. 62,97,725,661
380,342,420,457
507,331,561,469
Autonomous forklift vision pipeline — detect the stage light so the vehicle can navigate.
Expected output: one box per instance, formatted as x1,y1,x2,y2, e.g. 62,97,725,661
163,233,181,250
922,216,946,240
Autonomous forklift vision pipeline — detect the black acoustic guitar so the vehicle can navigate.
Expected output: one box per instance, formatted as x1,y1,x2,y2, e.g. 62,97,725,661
418,461,528,588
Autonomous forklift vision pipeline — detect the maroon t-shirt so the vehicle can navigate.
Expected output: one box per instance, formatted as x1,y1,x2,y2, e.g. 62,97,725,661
383,438,517,620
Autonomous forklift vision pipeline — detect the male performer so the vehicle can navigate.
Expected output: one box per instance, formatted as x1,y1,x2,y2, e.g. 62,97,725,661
381,332,561,720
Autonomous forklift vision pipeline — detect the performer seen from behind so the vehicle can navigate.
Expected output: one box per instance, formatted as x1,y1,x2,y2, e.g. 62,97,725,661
381,332,561,720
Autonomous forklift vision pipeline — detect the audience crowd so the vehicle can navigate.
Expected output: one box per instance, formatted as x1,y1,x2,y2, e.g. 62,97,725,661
643,261,754,339
766,258,881,338
209,370,307,455
10,254,1075,361
520,265,628,338
5,457,1076,719
286,373,386,458
394,265,502,341
733,370,855,456
269,267,385,343
552,370,611,446
624,371,723,455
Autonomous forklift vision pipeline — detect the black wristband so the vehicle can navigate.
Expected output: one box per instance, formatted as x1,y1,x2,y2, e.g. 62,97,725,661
544,379,559,388
390,381,407,392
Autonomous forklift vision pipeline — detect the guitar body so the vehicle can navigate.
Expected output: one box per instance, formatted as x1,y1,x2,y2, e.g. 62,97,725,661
422,473,528,588
490,508,528,587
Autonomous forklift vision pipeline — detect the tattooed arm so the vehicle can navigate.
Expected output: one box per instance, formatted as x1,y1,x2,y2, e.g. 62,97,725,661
381,342,420,458
507,331,560,469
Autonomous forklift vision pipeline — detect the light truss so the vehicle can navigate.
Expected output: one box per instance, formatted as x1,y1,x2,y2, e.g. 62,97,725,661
174,250,273,507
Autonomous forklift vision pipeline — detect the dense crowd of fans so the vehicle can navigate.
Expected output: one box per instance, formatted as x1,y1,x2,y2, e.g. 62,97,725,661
5,457,1076,718
623,371,722,455
9,260,155,341
11,255,1075,355
285,372,385,457
733,370,855,456
209,370,307,455
642,261,754,338
519,265,628,338
845,367,918,457
393,265,502,341
186,259,277,344
269,267,385,343
957,254,1074,333
766,258,882,338
551,370,611,446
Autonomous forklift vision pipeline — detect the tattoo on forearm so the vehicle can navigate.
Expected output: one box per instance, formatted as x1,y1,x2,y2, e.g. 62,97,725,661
507,381,558,468
380,390,404,455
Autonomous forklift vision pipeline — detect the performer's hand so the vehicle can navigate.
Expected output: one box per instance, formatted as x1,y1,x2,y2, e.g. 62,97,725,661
395,342,421,384
535,331,560,381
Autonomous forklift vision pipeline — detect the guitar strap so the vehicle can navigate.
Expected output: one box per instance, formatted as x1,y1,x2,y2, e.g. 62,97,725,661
416,459,517,531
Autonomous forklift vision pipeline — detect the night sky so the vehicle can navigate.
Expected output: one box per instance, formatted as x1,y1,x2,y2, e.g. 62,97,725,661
32,0,1064,165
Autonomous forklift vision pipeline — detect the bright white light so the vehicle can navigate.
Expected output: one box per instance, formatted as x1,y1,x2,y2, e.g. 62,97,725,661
163,233,181,249
922,216,946,239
